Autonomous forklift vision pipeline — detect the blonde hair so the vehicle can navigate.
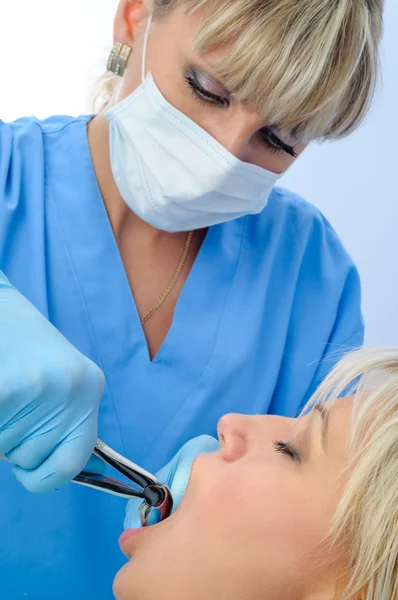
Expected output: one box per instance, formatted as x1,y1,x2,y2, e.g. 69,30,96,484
94,0,383,141
302,347,398,599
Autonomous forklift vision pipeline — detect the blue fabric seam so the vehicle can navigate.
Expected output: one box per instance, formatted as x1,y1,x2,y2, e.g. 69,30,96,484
44,160,125,454
41,115,93,137
144,216,248,461
319,326,365,360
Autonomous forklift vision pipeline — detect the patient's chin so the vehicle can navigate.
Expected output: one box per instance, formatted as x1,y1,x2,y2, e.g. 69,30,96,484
114,551,161,600
113,562,134,600
113,551,178,600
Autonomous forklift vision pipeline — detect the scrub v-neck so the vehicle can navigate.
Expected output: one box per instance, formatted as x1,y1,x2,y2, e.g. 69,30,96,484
49,115,246,459
116,227,212,364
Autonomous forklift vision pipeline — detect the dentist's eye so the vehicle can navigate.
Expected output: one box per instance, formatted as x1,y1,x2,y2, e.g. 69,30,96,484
273,439,302,463
185,72,230,108
257,129,297,158
184,67,297,158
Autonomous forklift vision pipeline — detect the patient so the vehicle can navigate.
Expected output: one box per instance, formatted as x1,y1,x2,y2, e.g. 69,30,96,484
114,348,398,600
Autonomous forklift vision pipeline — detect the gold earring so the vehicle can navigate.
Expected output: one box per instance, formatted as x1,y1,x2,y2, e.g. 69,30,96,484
107,42,132,77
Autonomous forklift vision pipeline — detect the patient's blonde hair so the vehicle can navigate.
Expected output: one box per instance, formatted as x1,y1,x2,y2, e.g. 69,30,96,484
94,0,383,141
303,348,398,599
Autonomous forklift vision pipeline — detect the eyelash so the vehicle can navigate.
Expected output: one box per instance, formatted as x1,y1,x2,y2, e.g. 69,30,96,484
184,74,297,158
185,74,228,107
273,439,302,463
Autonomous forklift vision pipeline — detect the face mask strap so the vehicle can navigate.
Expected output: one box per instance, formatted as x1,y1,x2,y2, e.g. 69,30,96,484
142,13,153,82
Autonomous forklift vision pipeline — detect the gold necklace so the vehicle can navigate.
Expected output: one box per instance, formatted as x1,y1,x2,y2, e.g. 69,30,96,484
140,231,194,325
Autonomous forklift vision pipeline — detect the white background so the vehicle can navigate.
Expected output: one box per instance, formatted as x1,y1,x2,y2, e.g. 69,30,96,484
0,0,397,346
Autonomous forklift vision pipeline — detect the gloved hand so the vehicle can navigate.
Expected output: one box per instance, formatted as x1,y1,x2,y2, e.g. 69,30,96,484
124,435,220,529
0,272,105,493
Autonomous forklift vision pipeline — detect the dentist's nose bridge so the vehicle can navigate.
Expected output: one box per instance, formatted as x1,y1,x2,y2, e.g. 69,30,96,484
218,130,251,158
209,111,263,159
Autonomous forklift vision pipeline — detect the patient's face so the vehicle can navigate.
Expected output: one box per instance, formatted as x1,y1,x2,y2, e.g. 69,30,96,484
114,397,353,600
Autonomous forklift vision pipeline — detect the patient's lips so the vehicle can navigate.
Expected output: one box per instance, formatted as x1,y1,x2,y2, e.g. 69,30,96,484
119,528,146,557
119,453,206,559
119,518,168,558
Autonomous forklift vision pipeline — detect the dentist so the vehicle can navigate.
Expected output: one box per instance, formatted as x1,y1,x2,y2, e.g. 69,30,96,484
0,0,383,597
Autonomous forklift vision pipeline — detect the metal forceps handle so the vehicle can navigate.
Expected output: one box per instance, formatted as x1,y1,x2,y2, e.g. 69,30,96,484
94,439,158,493
1,440,173,527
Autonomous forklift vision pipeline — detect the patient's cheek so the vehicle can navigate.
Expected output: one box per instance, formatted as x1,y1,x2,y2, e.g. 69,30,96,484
184,458,264,545
268,484,337,564
186,453,335,566
186,455,245,512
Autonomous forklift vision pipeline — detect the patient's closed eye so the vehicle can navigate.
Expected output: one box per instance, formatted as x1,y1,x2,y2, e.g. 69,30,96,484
273,439,302,463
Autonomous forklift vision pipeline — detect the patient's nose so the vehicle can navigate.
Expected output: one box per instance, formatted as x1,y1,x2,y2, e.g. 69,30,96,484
217,413,252,462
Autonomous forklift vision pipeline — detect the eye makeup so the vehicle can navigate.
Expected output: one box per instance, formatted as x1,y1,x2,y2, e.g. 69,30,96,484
184,66,297,157
184,66,230,107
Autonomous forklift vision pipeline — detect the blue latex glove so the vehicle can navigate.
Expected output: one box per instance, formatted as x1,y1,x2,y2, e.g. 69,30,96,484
124,435,220,529
0,272,105,492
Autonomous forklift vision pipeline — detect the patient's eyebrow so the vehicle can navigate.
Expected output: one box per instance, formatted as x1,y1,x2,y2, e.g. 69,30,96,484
314,404,329,451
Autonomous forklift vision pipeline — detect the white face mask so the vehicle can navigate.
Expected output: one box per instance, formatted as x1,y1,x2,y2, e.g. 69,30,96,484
105,14,281,233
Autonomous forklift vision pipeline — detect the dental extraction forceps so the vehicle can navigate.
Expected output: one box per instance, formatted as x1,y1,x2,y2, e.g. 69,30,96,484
1,439,173,527
73,439,173,527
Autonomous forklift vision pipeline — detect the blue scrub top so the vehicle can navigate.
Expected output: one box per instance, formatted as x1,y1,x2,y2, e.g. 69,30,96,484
0,115,363,599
